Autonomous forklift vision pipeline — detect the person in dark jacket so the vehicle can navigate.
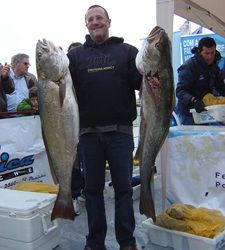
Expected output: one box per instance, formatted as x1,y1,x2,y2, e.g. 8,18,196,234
0,63,15,113
176,37,225,125
67,5,142,250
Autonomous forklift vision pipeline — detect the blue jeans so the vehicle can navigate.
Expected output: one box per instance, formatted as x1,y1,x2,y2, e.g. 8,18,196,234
79,131,136,248
71,144,84,199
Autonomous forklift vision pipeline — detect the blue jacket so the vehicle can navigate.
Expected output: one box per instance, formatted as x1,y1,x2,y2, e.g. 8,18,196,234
67,35,142,128
176,53,225,116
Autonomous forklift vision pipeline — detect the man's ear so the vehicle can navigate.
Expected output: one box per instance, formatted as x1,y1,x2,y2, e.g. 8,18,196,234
107,19,111,28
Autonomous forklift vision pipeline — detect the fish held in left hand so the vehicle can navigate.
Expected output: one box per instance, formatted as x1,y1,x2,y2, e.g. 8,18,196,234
36,39,79,221
135,26,174,222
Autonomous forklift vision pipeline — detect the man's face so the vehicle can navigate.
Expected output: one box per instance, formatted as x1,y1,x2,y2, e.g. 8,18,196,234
200,46,216,65
85,7,111,44
14,58,30,76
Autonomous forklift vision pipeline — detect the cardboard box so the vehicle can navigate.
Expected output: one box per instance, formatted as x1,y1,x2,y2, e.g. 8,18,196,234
142,218,225,250
190,104,225,124
0,189,60,250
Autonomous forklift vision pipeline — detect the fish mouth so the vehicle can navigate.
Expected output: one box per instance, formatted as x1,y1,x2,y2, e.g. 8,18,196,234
147,70,160,83
147,26,163,43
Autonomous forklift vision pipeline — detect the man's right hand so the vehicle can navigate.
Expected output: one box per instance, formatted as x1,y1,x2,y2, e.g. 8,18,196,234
193,99,207,113
1,63,10,79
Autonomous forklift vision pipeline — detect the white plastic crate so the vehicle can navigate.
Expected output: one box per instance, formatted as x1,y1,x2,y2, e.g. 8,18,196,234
142,218,225,250
190,104,225,124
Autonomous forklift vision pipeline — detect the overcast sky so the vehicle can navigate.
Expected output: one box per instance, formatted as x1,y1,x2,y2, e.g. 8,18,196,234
1,0,186,75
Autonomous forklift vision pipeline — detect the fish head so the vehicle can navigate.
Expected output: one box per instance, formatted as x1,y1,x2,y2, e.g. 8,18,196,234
136,26,171,81
36,39,69,82
146,26,170,76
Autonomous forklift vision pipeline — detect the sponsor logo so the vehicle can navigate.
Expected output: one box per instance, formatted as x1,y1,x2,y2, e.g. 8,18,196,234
0,152,34,181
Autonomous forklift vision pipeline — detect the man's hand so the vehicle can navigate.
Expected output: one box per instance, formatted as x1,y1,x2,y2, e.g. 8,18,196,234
1,63,10,79
193,99,207,113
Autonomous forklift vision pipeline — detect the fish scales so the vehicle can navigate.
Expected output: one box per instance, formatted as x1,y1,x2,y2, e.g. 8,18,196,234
135,26,174,222
36,39,79,221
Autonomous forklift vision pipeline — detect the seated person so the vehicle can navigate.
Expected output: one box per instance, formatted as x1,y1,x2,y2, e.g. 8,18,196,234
17,86,38,113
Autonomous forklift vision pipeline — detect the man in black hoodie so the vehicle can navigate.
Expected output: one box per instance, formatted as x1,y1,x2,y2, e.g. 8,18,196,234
67,5,142,250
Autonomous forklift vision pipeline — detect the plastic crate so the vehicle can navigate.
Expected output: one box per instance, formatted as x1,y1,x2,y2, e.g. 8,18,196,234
142,218,225,250
190,105,225,124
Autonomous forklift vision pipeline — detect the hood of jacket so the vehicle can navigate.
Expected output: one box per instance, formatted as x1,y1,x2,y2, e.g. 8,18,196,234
84,35,124,48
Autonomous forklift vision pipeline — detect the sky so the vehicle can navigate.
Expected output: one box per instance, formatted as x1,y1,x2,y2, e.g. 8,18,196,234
1,0,186,75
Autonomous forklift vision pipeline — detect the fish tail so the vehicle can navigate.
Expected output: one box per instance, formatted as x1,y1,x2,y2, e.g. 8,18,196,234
140,189,156,222
140,165,156,222
51,192,77,221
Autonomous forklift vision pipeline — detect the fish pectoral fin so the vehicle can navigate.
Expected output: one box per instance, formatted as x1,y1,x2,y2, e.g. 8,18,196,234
59,81,66,107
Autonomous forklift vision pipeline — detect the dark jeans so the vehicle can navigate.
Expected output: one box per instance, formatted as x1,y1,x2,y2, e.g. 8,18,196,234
79,131,136,248
71,144,84,199
71,166,84,199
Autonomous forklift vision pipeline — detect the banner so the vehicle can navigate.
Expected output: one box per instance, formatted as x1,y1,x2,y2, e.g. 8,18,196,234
166,126,225,214
180,33,225,63
0,115,54,189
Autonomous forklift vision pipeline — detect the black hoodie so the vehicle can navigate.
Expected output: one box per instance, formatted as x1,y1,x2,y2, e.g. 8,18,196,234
68,35,142,128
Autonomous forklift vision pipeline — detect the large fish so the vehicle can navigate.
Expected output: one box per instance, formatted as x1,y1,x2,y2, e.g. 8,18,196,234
36,39,79,221
135,26,174,222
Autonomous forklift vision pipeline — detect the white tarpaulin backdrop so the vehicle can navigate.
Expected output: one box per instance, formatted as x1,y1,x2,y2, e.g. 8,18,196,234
166,126,225,214
0,116,54,189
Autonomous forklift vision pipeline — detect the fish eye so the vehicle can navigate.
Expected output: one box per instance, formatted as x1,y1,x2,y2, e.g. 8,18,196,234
36,52,42,59
155,42,160,49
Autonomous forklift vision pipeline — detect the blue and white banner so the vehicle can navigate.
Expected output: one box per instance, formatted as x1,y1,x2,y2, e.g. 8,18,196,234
0,116,54,189
180,33,225,63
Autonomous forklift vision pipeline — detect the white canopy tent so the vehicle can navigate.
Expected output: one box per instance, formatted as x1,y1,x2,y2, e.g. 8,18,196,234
156,0,225,38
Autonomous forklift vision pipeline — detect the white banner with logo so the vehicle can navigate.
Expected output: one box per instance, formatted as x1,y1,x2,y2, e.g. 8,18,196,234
166,125,225,214
0,115,54,189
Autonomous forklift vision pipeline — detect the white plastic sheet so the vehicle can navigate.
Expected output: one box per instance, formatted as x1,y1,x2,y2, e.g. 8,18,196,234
0,115,54,188
166,125,225,214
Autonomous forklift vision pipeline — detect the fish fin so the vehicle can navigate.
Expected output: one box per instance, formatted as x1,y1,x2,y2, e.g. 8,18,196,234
51,192,77,221
59,80,66,107
42,129,58,184
139,165,156,222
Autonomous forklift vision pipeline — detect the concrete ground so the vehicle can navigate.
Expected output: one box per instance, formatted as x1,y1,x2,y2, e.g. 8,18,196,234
54,174,173,250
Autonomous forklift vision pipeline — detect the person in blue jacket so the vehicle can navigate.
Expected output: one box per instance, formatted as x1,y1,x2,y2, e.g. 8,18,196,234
176,37,225,125
67,5,142,250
